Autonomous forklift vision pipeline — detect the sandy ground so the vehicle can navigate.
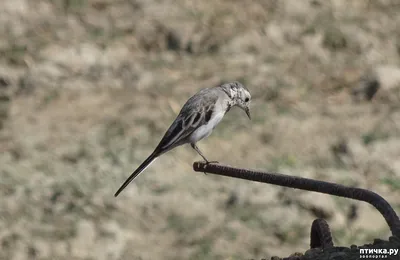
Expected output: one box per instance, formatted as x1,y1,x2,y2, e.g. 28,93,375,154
1,0,400,259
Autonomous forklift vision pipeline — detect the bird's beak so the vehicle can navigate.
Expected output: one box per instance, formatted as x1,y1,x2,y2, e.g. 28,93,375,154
245,107,251,120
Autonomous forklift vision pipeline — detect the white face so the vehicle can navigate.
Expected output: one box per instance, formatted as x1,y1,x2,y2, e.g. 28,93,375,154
229,82,251,119
237,88,251,107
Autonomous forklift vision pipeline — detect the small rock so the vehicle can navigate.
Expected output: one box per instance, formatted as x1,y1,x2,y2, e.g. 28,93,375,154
0,77,10,88
352,65,400,101
323,26,347,51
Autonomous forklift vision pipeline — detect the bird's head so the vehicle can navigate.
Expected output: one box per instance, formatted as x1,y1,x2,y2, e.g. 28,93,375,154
220,81,252,119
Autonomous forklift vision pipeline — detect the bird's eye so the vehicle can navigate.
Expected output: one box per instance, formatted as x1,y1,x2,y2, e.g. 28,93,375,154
245,97,249,102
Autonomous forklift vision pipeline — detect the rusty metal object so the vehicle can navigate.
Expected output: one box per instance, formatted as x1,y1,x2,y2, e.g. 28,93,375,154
310,218,334,250
193,162,400,259
193,162,400,237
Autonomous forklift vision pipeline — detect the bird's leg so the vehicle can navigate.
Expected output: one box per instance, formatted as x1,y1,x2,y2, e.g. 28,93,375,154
190,143,218,175
191,143,209,162
191,143,219,163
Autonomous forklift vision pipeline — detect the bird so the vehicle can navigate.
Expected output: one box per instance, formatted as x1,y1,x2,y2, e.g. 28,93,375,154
114,81,252,197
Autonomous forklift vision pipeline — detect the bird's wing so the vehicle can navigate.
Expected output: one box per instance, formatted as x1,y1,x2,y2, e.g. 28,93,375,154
114,88,220,197
155,89,218,153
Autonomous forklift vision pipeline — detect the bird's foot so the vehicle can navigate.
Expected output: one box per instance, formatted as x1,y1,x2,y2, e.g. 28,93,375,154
202,160,218,175
205,160,219,164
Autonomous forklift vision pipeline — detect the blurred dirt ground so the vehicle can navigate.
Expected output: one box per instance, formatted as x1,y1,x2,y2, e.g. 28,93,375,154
1,0,400,259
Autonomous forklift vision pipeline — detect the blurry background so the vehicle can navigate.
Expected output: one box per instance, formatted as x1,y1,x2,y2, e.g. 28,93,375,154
1,0,400,259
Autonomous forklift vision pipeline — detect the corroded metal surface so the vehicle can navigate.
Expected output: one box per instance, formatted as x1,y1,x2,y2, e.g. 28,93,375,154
193,161,400,260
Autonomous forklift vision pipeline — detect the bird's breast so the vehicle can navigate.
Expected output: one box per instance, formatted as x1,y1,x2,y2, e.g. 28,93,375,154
210,110,225,129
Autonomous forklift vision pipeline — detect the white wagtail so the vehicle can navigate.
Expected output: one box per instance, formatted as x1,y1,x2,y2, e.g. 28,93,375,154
114,81,251,197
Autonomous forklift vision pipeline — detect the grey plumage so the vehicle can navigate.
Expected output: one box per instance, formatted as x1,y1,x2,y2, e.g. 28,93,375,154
158,88,219,151
114,81,251,197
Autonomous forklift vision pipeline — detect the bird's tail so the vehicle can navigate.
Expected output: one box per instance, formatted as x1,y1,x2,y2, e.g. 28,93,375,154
114,152,158,197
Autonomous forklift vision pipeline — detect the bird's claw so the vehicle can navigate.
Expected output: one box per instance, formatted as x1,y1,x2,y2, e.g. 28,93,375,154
205,160,219,164
202,160,218,175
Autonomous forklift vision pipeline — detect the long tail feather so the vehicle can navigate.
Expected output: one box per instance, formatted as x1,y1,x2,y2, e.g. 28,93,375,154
114,153,158,197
